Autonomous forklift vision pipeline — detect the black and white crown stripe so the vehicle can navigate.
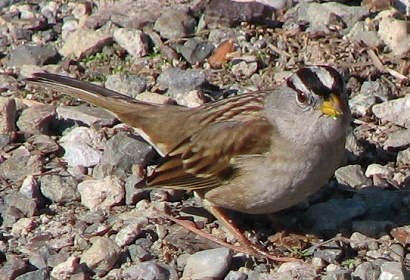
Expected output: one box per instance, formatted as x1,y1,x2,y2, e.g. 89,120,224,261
286,65,344,99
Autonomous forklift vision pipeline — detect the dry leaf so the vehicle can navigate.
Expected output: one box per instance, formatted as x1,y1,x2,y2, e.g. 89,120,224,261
208,39,234,69
361,0,392,12
268,231,316,252
391,227,410,245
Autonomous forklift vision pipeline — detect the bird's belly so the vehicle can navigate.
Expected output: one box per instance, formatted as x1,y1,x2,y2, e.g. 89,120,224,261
203,144,343,214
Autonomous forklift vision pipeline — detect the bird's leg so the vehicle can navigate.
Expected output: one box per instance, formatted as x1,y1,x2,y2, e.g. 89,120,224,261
160,211,297,262
158,192,298,262
201,199,255,246
198,194,294,261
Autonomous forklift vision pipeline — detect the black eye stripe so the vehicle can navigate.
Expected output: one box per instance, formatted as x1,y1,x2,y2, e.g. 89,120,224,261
287,66,344,99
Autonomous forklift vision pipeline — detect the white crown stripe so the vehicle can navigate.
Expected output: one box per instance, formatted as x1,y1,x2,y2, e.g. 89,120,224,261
310,66,335,89
291,74,311,94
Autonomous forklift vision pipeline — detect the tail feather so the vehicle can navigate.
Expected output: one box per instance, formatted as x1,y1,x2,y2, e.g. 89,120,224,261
26,72,154,113
26,72,190,156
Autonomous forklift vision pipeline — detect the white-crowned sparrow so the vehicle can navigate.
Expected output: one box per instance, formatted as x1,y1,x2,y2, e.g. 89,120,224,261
26,65,350,259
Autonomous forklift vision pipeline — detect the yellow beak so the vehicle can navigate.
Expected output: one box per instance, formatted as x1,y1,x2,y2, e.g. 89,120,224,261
318,93,343,120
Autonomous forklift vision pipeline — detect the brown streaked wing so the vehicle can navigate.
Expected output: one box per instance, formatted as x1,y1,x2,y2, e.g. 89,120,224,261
197,91,268,124
146,116,273,190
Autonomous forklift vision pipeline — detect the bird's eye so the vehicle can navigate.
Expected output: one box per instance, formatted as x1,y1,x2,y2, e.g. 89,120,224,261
296,90,310,108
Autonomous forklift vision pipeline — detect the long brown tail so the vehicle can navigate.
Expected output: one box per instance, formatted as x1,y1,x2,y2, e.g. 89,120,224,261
26,72,189,156
26,72,154,113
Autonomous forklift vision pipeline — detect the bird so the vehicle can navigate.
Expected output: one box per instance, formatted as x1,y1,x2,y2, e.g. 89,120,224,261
26,65,351,260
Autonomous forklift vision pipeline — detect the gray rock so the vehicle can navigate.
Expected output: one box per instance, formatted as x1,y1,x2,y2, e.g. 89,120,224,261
44,251,71,272
56,105,118,127
127,244,153,262
224,270,248,280
231,56,259,79
14,269,48,280
298,2,368,33
84,221,110,236
172,38,214,65
173,90,205,108
380,261,410,280
365,163,393,180
365,163,393,188
77,175,125,211
1,205,24,227
204,0,274,27
0,73,18,91
0,154,43,181
125,174,149,205
383,129,410,149
378,17,410,56
40,174,80,203
0,97,16,134
389,243,405,262
322,269,351,280
275,261,318,279
349,94,377,117
0,133,16,149
28,250,49,270
16,104,57,134
157,68,207,94
397,148,410,165
122,261,178,280
101,132,155,172
349,232,379,250
352,220,396,238
6,191,37,216
92,162,127,180
105,74,148,98
352,262,381,280
354,187,402,213
314,241,344,264
345,131,365,161
27,134,60,154
150,189,184,203
113,28,150,58
60,127,105,167
7,44,60,67
360,80,393,102
8,27,33,43
50,256,80,279
80,237,121,277
59,27,113,60
348,21,383,48
85,0,202,29
0,134,13,149
86,2,149,29
183,248,233,279
372,94,410,128
335,165,371,188
154,9,196,40
304,199,367,237
393,0,410,14
208,28,239,45
79,211,106,225
115,217,148,247
20,175,41,200
71,3,91,20
0,255,28,280
135,91,174,105
0,0,20,9
353,187,402,226
393,170,409,187
158,44,179,60
61,19,79,34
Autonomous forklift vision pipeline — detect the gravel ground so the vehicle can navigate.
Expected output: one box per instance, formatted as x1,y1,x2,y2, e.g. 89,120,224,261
1,0,410,279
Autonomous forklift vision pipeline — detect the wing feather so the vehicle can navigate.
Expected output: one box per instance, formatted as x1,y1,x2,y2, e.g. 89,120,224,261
146,118,273,190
